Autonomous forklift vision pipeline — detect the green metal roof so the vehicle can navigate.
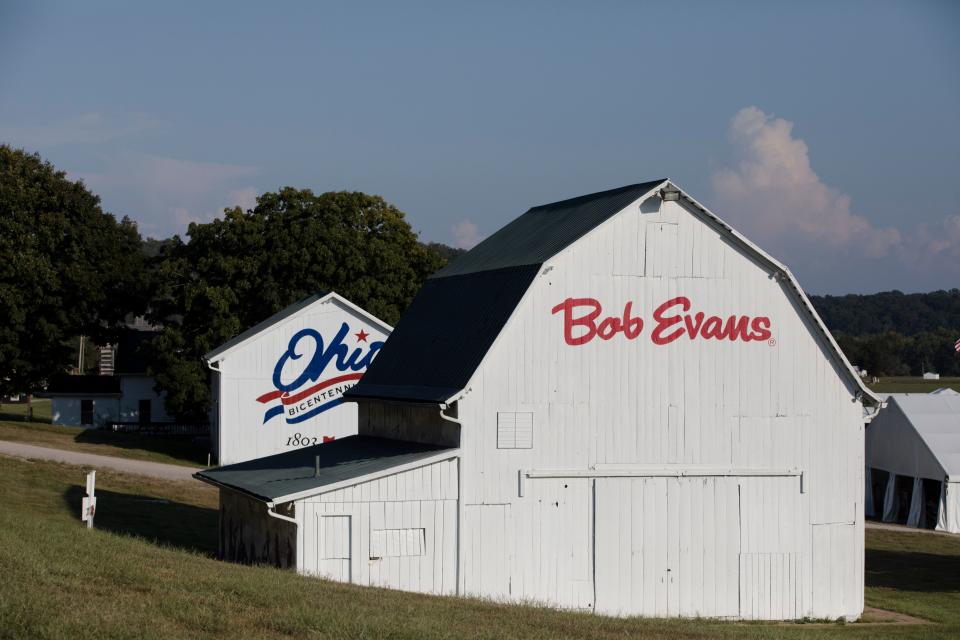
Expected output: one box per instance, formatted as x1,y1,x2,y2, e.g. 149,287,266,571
195,435,455,502
434,180,666,277
347,181,666,403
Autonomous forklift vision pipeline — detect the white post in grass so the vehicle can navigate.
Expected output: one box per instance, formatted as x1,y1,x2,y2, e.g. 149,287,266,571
81,470,96,529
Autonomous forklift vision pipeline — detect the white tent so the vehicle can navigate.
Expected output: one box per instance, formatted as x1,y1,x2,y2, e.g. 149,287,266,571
866,391,960,533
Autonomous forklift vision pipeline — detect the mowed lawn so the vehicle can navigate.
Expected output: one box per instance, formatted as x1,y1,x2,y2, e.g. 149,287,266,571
0,399,208,467
0,457,958,639
0,398,52,423
868,377,960,394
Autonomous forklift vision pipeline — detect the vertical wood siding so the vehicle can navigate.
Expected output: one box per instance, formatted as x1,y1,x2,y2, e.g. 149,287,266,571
454,196,865,619
214,297,389,464
297,457,458,595
219,490,296,568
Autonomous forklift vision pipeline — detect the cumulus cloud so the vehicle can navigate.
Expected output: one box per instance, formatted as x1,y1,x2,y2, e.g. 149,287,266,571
712,106,901,257
452,219,482,249
711,107,960,287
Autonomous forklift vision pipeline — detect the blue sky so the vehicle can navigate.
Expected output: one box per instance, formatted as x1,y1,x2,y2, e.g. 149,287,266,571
1,1,958,294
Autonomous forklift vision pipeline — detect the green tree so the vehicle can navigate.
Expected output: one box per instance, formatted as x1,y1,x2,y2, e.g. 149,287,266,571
0,145,146,399
148,188,445,421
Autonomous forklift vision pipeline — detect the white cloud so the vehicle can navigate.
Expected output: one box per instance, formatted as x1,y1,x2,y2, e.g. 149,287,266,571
712,106,900,258
452,219,482,249
711,107,960,285
0,112,162,148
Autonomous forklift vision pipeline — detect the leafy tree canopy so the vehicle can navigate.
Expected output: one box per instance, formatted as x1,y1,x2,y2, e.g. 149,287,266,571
147,188,446,420
811,289,960,336
0,145,146,395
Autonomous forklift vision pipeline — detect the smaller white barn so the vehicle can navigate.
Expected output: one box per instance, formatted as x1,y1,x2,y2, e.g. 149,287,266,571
204,292,391,465
923,372,940,381
43,328,173,427
866,389,960,533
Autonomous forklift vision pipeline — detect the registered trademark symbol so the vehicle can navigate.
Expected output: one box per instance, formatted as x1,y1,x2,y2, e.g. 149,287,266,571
768,337,777,347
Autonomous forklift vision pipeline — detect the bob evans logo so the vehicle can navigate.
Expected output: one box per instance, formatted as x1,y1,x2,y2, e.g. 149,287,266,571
256,323,383,426
551,296,773,346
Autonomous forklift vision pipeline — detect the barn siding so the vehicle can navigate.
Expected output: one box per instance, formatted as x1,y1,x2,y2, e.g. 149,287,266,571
214,297,389,465
455,197,865,619
219,490,297,568
297,457,459,595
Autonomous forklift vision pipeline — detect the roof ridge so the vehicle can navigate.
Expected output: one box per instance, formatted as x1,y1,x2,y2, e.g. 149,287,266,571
528,180,666,213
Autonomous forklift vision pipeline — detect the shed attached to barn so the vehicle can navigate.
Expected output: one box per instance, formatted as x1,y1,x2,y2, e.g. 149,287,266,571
204,292,391,465
199,180,879,621
866,390,960,533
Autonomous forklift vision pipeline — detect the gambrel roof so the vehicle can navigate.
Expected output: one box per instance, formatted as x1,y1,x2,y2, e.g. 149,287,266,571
347,180,879,408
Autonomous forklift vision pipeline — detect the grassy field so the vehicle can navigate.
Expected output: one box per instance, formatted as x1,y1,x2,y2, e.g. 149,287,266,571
868,377,960,394
0,420,207,467
0,398,208,466
0,398,52,423
0,456,958,639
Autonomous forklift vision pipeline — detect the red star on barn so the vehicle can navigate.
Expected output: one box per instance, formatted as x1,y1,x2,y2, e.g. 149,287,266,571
355,329,369,342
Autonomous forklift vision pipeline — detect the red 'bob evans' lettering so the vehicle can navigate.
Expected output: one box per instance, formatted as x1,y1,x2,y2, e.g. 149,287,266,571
551,296,772,346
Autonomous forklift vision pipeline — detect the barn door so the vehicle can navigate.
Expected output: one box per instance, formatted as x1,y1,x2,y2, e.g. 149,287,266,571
594,477,671,616
594,476,741,617
672,477,741,617
315,514,352,582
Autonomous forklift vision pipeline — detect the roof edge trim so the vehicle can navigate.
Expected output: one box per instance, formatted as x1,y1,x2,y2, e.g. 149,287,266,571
669,182,880,407
204,291,393,364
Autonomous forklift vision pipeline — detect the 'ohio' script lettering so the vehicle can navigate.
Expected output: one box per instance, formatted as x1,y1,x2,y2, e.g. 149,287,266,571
551,296,772,347
273,323,383,392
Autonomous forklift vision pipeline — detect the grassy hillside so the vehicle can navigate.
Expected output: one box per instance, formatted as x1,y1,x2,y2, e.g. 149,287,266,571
0,420,207,467
1,456,959,639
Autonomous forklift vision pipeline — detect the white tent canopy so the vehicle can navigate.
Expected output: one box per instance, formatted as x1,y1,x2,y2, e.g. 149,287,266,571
866,392,960,533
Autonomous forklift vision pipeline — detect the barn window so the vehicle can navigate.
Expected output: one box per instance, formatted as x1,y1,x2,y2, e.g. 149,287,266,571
369,528,425,558
497,412,533,449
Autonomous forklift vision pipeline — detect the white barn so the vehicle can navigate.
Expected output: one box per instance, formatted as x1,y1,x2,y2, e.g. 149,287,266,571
866,390,960,533
198,180,879,620
204,292,391,465
43,329,173,427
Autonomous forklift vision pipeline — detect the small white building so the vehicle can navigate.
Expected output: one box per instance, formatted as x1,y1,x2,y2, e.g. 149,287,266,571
204,292,391,465
923,372,940,380
198,180,879,621
866,389,960,533
43,329,173,427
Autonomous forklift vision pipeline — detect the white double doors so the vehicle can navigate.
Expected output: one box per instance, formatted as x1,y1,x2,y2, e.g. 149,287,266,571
594,476,741,618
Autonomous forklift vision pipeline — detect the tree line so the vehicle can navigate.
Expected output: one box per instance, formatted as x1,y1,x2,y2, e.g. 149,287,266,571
810,291,960,377
1,145,957,422
0,145,463,419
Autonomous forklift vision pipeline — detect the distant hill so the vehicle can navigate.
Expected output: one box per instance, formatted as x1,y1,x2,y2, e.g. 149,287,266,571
809,289,960,377
810,289,960,336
